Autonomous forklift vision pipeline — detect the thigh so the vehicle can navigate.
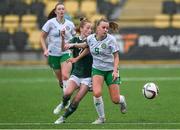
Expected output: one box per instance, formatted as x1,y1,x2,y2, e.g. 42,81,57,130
105,71,120,86
81,77,92,88
48,55,61,80
60,53,72,63
60,53,73,78
61,61,72,79
48,55,61,70
92,68,105,97
64,79,78,96
92,75,104,97
69,75,81,86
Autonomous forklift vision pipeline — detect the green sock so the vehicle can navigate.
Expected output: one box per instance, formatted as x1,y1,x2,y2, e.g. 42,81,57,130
62,96,70,106
63,103,78,118
59,81,63,89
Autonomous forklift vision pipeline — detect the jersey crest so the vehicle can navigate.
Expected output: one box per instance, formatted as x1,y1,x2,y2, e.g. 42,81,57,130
65,26,71,31
101,43,107,49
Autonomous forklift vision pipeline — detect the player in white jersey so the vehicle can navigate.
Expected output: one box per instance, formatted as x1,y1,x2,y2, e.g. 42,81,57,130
40,2,76,114
65,18,127,124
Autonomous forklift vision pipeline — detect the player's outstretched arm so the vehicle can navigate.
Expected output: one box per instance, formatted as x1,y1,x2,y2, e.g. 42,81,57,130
67,48,90,63
64,42,88,50
73,42,88,49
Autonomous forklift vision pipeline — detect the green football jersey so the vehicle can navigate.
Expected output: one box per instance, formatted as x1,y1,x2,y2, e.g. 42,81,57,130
69,36,93,78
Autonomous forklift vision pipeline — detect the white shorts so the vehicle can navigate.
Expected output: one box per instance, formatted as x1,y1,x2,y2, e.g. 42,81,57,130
69,75,92,88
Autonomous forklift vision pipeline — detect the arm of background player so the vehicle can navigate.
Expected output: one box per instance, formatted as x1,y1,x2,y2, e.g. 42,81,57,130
40,31,48,57
60,29,66,51
112,51,120,81
67,48,90,63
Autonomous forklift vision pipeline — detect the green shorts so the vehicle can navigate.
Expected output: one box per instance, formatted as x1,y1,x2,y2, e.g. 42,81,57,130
92,68,121,86
48,53,73,70
60,53,73,63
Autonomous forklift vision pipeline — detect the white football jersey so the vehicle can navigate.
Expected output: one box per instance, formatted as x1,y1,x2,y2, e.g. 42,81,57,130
42,18,76,56
87,34,119,71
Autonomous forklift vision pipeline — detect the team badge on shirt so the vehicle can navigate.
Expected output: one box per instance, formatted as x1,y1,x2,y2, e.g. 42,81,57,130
50,23,56,30
65,26,71,31
101,43,107,49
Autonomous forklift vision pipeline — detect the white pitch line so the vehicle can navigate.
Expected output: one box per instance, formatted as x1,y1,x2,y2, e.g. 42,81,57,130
123,77,180,81
0,122,180,125
121,64,180,69
0,78,55,83
0,64,180,70
0,65,49,70
0,77,180,84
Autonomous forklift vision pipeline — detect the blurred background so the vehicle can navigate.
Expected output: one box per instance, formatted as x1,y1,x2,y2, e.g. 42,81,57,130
0,0,180,65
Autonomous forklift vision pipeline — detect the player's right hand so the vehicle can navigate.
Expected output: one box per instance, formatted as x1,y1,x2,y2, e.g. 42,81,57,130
43,50,49,57
64,44,74,50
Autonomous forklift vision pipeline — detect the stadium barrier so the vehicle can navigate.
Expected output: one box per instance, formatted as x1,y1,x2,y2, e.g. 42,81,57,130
117,27,180,60
1,27,180,65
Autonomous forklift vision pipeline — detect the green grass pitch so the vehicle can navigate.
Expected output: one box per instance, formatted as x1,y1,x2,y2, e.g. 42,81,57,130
0,65,180,129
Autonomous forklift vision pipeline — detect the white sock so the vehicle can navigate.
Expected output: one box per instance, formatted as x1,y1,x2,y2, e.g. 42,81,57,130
63,80,68,92
119,95,124,103
93,96,105,118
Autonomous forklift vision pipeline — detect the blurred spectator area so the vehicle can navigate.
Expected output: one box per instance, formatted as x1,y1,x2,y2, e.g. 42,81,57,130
1,0,180,54
0,0,105,53
119,0,180,28
0,0,46,53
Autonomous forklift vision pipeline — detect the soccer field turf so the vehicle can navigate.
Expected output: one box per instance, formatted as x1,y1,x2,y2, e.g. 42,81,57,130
0,65,180,129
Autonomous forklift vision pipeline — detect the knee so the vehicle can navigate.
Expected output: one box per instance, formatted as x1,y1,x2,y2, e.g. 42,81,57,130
63,90,71,98
111,96,119,104
62,74,69,80
93,91,102,98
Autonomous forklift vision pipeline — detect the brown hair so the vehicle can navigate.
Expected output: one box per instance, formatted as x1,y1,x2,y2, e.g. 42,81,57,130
95,18,119,33
47,2,64,20
76,17,91,33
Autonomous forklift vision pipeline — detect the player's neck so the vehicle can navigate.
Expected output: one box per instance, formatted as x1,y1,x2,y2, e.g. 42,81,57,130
56,17,65,24
95,34,107,41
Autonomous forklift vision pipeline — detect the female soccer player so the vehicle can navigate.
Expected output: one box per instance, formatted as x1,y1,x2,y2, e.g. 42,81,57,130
54,18,93,124
40,2,76,113
65,18,127,124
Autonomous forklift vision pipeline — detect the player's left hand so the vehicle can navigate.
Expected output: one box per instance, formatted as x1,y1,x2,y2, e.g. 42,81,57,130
112,71,118,81
60,29,65,38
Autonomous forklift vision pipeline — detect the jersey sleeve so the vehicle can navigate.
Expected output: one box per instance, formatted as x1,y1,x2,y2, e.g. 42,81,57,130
69,37,76,43
86,35,91,47
71,23,76,36
42,20,50,33
110,36,120,53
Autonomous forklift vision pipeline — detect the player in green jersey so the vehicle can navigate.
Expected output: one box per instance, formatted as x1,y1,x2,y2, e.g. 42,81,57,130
54,18,93,124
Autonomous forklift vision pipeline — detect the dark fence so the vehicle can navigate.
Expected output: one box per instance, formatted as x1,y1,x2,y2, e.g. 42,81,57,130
116,27,180,60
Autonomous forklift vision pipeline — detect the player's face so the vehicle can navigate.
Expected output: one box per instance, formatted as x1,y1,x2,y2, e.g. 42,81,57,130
81,22,92,37
55,4,65,17
97,21,109,37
